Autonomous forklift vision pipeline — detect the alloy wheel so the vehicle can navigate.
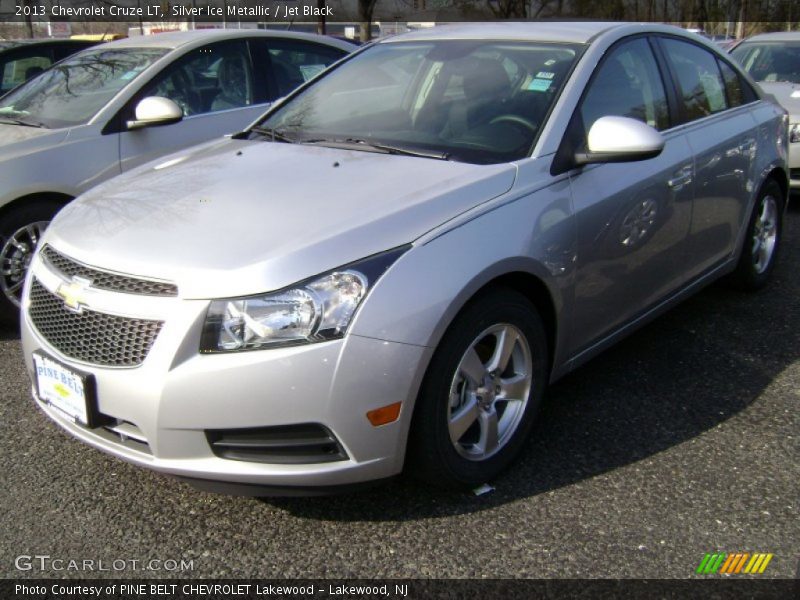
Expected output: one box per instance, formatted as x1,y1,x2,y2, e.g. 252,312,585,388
447,323,533,461
0,220,48,307
751,195,778,275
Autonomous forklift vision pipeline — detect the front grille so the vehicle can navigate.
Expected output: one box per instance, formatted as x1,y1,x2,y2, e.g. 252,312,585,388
42,245,178,297
206,423,348,464
28,279,163,367
790,168,800,181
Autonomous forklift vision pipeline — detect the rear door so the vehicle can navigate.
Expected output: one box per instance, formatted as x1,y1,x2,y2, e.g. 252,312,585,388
565,36,695,354
656,36,759,278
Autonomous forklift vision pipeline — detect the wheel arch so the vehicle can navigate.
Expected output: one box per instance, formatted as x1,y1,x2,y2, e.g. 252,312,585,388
420,259,565,386
764,166,788,209
0,191,74,223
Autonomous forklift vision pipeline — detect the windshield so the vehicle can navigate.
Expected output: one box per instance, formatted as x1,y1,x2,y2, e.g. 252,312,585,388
0,47,168,128
731,42,800,83
256,40,581,164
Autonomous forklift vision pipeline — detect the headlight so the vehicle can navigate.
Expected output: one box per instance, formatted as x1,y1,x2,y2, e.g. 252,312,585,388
790,122,800,144
200,246,408,352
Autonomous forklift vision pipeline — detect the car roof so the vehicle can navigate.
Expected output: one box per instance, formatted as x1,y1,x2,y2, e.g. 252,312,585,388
104,29,356,52
381,22,624,45
381,22,713,46
740,31,800,43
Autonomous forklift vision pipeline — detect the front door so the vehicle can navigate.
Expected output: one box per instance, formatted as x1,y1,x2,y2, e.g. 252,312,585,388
118,39,269,172
567,36,695,354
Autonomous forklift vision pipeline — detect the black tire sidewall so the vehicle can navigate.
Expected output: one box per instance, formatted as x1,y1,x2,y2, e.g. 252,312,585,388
408,288,549,489
733,179,784,290
0,200,63,321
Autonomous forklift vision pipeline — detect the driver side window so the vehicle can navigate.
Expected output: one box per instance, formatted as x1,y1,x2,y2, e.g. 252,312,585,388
139,41,254,117
580,37,670,134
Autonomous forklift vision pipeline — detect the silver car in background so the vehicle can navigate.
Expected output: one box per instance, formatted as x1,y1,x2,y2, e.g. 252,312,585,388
0,29,354,319
20,23,788,495
730,31,800,189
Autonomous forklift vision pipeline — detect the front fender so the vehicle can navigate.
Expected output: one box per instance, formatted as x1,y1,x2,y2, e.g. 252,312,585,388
349,178,575,375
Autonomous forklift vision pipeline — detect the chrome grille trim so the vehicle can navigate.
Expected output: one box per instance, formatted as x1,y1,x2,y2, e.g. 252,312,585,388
42,245,178,297
28,278,163,367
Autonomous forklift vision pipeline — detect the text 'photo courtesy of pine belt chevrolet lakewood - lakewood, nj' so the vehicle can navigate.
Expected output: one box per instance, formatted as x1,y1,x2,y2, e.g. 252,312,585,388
5,22,790,496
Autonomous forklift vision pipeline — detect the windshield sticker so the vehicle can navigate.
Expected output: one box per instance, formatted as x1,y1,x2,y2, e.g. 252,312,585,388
535,71,555,80
299,64,326,82
528,78,552,92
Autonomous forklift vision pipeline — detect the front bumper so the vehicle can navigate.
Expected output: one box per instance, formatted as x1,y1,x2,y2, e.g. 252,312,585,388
21,277,431,492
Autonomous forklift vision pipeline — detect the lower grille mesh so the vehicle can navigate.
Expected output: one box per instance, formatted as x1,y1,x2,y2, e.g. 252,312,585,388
28,279,163,367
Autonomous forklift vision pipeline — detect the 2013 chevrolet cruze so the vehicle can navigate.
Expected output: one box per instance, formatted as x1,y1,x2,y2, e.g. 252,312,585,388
20,23,788,495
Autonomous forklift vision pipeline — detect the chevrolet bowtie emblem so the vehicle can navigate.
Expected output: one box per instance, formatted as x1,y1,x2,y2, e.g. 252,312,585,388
56,276,92,313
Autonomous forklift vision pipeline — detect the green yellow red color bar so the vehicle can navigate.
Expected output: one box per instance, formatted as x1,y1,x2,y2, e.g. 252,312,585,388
697,553,773,574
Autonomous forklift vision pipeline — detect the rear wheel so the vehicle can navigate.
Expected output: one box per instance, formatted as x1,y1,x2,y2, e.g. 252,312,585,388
0,200,63,322
407,288,549,489
728,179,784,291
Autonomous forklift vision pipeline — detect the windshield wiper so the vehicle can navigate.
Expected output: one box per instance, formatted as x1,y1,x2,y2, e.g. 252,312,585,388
246,126,298,144
0,117,47,128
332,137,451,160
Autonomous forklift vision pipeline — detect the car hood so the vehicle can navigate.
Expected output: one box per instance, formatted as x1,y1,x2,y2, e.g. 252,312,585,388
758,82,800,118
47,139,517,298
0,123,68,160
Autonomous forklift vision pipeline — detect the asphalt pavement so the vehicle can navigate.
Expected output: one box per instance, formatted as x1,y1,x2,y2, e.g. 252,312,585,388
1,203,797,580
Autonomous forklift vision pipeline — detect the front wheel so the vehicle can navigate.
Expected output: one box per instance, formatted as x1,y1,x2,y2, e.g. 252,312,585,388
728,179,784,291
0,200,63,322
407,288,549,489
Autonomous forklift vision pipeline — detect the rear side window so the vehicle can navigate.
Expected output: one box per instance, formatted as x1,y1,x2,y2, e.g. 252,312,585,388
580,37,670,132
718,59,745,107
660,38,728,121
258,40,347,98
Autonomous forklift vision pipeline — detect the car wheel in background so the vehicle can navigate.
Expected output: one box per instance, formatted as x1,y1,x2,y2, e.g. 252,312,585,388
0,200,63,321
407,288,549,489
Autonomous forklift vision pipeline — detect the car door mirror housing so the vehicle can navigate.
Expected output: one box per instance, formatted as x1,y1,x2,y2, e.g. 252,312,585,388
575,116,665,165
127,96,183,130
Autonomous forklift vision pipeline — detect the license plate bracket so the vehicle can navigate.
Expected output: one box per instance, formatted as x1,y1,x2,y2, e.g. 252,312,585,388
32,351,106,428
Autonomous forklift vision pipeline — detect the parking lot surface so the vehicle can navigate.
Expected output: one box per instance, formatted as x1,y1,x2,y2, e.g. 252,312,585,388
1,204,797,580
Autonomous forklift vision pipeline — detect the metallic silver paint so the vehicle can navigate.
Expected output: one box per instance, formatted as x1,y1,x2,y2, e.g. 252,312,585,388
19,23,789,490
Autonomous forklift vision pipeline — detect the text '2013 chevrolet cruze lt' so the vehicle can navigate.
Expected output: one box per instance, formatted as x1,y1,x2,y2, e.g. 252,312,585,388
21,23,788,495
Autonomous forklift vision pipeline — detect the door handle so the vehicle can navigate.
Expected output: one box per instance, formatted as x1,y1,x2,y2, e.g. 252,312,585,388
668,166,693,190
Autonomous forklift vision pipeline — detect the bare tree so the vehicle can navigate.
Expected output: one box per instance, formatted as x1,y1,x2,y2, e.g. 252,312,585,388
358,0,378,42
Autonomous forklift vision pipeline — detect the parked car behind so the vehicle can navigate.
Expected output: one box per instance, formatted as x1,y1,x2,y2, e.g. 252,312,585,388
730,32,800,189
0,39,100,95
20,23,788,495
0,29,355,319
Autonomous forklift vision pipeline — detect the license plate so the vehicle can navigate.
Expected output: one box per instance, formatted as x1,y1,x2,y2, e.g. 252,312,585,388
33,352,99,427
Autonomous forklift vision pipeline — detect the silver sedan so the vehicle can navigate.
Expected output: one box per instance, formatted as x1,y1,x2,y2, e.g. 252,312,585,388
20,22,788,495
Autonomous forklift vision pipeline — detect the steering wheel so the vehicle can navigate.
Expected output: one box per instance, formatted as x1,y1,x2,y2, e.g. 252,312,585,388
489,114,538,133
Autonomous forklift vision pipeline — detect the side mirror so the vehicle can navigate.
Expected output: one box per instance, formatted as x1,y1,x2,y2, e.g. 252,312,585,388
127,96,183,131
575,116,665,165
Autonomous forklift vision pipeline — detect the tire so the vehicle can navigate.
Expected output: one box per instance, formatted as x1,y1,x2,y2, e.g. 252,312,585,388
407,288,549,489
727,179,784,291
0,200,64,322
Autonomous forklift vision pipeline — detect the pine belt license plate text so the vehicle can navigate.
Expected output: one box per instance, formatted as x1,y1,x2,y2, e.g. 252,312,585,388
33,352,91,425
